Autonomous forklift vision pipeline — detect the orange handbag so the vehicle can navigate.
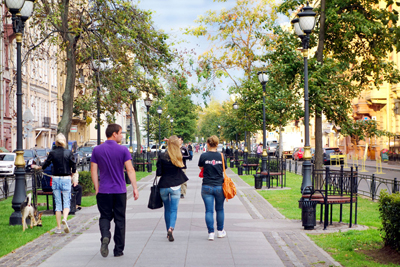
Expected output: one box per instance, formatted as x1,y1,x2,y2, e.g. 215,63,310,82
221,153,236,201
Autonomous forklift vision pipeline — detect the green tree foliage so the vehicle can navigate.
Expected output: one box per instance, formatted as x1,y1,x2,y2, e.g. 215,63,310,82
31,0,173,138
341,119,393,145
197,99,224,141
185,0,278,88
146,75,198,143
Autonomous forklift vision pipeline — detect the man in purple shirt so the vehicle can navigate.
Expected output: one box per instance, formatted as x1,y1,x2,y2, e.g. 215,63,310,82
91,124,139,258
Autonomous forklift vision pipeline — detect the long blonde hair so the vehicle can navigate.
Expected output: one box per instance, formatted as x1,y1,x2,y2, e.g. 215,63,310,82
167,135,184,168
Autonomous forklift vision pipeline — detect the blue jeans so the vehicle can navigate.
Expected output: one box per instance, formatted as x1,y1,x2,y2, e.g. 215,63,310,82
52,177,71,212
160,188,181,231
201,185,225,233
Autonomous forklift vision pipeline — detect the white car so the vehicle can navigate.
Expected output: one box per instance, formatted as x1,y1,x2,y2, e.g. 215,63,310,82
0,153,16,175
150,144,166,153
216,144,224,152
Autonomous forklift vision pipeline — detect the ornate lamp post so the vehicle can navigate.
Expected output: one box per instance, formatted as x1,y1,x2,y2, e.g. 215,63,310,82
7,0,34,225
243,98,248,170
292,2,316,194
128,87,136,154
157,106,162,153
170,117,173,136
92,58,108,145
144,97,152,172
218,125,221,138
257,71,268,177
233,101,239,167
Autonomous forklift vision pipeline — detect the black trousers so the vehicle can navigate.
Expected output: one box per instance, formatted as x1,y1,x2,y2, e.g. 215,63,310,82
72,184,82,205
96,193,127,254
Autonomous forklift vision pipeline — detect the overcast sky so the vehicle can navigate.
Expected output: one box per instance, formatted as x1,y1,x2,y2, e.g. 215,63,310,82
136,0,290,105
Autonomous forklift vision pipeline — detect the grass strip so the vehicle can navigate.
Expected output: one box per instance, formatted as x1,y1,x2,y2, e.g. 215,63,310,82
236,168,390,267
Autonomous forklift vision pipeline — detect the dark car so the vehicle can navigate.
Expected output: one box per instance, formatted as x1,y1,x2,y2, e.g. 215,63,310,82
323,147,344,165
34,148,51,166
77,146,94,161
75,150,87,164
22,149,40,172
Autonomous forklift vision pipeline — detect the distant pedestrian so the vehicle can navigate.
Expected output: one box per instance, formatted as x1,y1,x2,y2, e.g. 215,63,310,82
257,143,263,158
33,133,76,234
188,142,193,160
198,135,227,241
157,135,188,241
177,136,191,198
91,124,139,258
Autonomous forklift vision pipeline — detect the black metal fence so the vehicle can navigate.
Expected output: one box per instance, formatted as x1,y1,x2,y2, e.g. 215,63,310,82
287,159,399,200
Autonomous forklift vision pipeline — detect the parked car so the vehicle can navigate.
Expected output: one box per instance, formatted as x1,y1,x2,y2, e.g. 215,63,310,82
150,144,166,153
75,150,87,164
267,142,279,156
77,146,94,161
34,148,51,165
22,149,40,172
217,144,224,152
275,144,293,158
0,153,16,175
122,144,144,153
323,147,344,165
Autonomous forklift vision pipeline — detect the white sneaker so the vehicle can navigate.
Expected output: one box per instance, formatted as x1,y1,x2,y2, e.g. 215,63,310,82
208,233,215,241
217,230,226,238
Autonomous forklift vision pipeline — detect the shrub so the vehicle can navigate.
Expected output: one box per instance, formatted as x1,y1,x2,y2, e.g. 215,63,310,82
78,171,94,195
379,190,400,251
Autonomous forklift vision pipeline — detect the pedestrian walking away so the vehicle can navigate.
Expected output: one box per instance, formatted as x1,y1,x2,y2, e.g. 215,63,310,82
33,133,76,234
90,124,139,258
188,142,193,160
156,135,189,242
177,135,191,198
198,135,227,241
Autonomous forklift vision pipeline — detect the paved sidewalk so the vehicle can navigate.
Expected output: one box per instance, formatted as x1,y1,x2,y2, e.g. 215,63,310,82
0,153,366,267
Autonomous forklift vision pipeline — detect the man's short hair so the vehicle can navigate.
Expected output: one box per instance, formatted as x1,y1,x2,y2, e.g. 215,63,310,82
105,124,122,138
177,135,183,141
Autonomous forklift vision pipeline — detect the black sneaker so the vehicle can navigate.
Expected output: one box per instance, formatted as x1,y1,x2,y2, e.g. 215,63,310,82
100,237,109,257
114,252,124,257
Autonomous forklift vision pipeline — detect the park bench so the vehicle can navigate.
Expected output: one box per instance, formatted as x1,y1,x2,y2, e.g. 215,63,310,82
302,166,358,230
242,156,259,175
254,156,286,189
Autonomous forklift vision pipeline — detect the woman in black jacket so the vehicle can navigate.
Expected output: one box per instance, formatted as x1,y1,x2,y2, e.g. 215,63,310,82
33,133,76,234
156,135,188,242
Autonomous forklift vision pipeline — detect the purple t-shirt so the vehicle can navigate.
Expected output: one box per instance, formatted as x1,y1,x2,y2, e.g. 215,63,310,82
91,140,132,194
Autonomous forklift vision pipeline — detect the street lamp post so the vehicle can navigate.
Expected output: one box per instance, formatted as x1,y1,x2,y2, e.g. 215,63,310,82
93,58,108,146
145,97,152,172
243,99,248,171
292,2,316,194
170,117,173,136
7,0,35,225
233,101,239,167
157,106,162,153
257,71,268,178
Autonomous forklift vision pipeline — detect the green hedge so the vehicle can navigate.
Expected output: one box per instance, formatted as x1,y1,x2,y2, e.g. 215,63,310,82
78,171,94,195
379,190,400,251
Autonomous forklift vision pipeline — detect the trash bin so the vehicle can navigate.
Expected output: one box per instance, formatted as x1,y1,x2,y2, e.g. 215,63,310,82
125,171,131,184
299,199,317,230
147,162,152,173
254,174,262,189
238,165,243,175
230,160,234,168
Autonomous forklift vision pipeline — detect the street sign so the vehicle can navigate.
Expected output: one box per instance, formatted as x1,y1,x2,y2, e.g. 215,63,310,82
71,125,78,132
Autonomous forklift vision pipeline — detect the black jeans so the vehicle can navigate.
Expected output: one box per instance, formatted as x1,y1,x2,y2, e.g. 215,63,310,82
72,184,82,205
96,193,127,255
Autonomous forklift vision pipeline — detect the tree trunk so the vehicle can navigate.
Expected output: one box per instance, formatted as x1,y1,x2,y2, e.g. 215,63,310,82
132,102,142,152
57,41,76,142
314,0,326,188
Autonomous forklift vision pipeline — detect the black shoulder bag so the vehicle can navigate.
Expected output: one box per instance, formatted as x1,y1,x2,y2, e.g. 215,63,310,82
148,175,163,209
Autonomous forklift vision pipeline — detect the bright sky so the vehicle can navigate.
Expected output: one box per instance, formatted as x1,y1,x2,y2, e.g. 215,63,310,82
137,0,290,105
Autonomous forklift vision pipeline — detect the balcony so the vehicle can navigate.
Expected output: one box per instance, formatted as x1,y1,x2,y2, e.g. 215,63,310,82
42,117,50,128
